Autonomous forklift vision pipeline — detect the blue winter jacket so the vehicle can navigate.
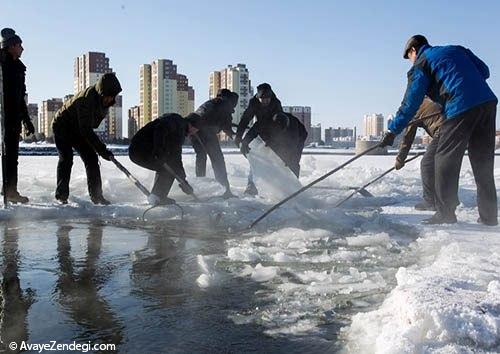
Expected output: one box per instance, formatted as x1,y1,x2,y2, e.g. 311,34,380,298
389,44,497,134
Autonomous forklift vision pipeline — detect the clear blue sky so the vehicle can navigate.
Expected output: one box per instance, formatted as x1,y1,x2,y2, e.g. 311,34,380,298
2,0,499,136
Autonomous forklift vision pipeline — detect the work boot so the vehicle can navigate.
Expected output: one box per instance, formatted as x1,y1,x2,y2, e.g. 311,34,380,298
221,189,236,199
244,182,258,197
91,195,111,205
148,193,176,206
477,217,498,226
158,196,176,206
422,212,457,225
6,191,29,204
56,197,68,205
414,201,436,211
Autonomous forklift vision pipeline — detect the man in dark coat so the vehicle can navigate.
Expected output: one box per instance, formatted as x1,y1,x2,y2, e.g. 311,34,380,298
241,111,307,178
186,89,238,198
0,28,35,203
129,113,198,206
235,83,284,195
381,35,497,225
52,73,122,205
394,97,445,211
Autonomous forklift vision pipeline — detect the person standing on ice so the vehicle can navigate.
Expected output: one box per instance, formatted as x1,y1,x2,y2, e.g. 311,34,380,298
186,89,239,199
241,111,307,178
52,73,122,205
0,28,35,203
128,113,198,206
394,97,445,211
380,35,498,225
234,83,284,195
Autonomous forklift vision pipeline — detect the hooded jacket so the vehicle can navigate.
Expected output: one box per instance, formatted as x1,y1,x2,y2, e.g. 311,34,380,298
396,98,444,163
53,73,122,155
129,113,188,179
0,50,31,132
389,44,497,134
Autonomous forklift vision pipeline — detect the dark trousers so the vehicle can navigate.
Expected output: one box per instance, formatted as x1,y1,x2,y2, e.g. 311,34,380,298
420,134,439,205
3,127,20,195
191,131,229,189
434,101,497,222
54,132,103,200
129,149,175,199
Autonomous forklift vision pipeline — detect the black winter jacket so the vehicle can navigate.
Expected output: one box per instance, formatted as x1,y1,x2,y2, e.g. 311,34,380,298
189,98,235,136
0,50,31,132
129,113,188,179
235,95,283,141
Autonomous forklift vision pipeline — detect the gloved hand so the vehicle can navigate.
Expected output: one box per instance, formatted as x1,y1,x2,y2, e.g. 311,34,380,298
240,141,250,156
380,131,396,147
179,180,194,195
100,149,114,161
234,135,242,148
23,120,35,136
147,193,161,206
226,129,235,140
395,158,405,170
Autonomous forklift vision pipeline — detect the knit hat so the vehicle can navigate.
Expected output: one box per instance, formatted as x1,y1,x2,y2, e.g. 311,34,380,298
1,28,22,49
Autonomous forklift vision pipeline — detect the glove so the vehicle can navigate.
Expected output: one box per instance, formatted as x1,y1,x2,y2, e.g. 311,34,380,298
380,132,396,147
240,141,250,156
179,180,194,195
395,158,405,170
23,120,35,136
100,149,114,161
234,135,242,148
147,193,161,206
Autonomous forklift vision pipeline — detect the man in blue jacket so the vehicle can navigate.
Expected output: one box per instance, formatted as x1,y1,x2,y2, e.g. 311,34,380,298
380,35,497,225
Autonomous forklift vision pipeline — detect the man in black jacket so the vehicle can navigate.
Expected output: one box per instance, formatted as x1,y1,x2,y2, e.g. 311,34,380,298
52,73,121,205
187,89,238,198
0,28,35,203
235,83,284,195
129,113,198,206
242,111,307,178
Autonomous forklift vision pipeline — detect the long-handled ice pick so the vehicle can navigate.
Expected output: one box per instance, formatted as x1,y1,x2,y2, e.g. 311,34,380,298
161,162,201,202
248,143,384,228
334,152,425,207
110,156,151,197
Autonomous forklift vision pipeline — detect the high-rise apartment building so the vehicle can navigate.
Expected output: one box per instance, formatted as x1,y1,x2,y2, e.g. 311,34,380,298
139,64,152,128
363,113,384,138
209,64,253,125
139,59,194,128
311,123,322,144
74,52,122,140
40,98,63,138
128,106,140,138
282,106,312,144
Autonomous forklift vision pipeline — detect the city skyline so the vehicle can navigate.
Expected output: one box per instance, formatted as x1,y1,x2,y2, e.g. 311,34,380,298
4,1,499,138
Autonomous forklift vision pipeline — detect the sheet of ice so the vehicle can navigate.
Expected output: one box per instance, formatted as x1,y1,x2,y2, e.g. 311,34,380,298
247,136,305,202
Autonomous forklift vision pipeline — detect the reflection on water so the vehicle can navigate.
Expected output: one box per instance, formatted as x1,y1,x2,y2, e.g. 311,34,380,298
0,224,35,353
55,223,124,349
0,219,340,353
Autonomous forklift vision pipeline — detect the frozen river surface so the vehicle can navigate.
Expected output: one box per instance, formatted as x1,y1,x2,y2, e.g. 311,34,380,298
0,154,499,353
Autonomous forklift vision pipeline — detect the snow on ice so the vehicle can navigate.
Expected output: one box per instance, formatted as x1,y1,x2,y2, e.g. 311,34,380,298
1,151,499,353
